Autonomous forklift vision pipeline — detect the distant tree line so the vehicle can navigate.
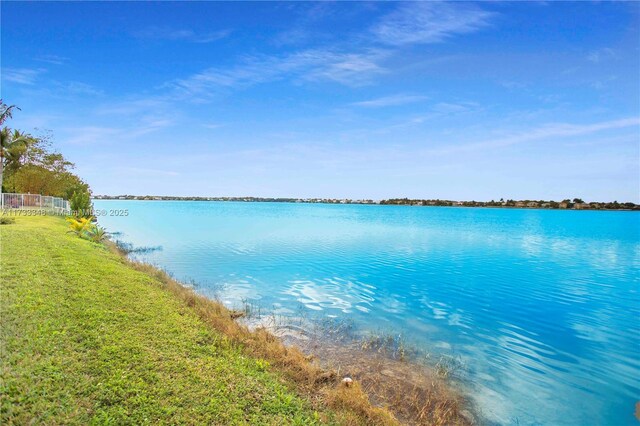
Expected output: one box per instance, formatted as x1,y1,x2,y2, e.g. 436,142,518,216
0,100,92,213
379,198,639,210
94,194,639,210
94,195,377,204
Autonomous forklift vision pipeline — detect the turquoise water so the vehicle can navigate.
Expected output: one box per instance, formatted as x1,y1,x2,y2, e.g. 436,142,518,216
94,200,640,425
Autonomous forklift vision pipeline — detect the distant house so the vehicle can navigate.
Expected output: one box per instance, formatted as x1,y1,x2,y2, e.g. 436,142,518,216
559,202,569,209
574,203,590,210
541,203,551,208
515,201,526,208
527,202,538,208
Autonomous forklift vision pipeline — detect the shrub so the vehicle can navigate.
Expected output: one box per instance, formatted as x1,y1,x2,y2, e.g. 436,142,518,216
66,216,109,243
86,225,108,243
66,216,93,237
70,190,92,217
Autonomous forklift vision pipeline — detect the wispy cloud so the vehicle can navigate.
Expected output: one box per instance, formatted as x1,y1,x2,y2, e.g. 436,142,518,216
587,48,616,63
128,118,173,137
2,67,46,85
385,101,480,126
352,94,428,108
126,167,179,177
60,3,490,110
8,79,105,102
203,123,225,130
135,27,231,43
432,102,478,114
94,98,169,116
428,117,640,155
300,50,387,85
270,2,338,47
63,118,173,145
64,126,121,145
372,2,495,46
169,48,388,99
56,81,104,96
34,54,68,65
590,74,618,90
272,28,312,47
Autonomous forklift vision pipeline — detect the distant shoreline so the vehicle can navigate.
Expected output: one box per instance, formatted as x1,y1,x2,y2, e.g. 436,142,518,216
93,196,640,211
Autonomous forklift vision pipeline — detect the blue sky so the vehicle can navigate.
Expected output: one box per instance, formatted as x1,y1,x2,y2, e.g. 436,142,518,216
1,1,639,201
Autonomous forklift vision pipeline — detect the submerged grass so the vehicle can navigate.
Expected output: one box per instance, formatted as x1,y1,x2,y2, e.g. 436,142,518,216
112,239,162,255
1,215,471,425
245,309,473,426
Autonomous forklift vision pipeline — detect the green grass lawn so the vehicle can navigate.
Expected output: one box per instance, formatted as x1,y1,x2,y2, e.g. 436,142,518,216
0,215,334,425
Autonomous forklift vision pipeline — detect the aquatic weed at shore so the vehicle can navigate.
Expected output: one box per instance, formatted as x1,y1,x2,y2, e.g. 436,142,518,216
231,300,475,425
113,239,162,255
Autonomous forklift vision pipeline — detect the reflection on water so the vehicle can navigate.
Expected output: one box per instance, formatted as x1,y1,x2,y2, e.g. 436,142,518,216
95,200,640,426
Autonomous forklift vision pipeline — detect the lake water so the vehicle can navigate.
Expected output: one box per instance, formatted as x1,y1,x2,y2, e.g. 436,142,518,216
94,200,640,425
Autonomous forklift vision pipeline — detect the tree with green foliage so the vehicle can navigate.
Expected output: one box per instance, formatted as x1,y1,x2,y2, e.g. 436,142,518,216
1,128,36,193
0,100,19,126
1,100,21,191
0,101,92,209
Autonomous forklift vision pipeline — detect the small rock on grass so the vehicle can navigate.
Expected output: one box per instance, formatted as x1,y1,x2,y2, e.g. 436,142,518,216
341,377,353,387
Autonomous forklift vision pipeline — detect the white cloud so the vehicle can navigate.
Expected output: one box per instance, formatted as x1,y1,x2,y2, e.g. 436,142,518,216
126,167,179,177
352,94,429,108
56,81,104,96
299,50,387,85
168,48,388,99
587,48,616,63
203,123,225,130
431,102,478,114
94,98,170,116
34,54,68,65
135,27,231,43
2,68,46,85
64,126,121,145
128,118,173,137
373,2,495,46
63,118,173,145
271,28,313,47
427,117,640,155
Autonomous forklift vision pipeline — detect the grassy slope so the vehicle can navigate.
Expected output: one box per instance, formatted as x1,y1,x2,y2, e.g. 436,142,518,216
0,216,332,425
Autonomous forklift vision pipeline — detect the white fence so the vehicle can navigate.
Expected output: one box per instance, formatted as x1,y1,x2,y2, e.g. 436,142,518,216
1,193,71,214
